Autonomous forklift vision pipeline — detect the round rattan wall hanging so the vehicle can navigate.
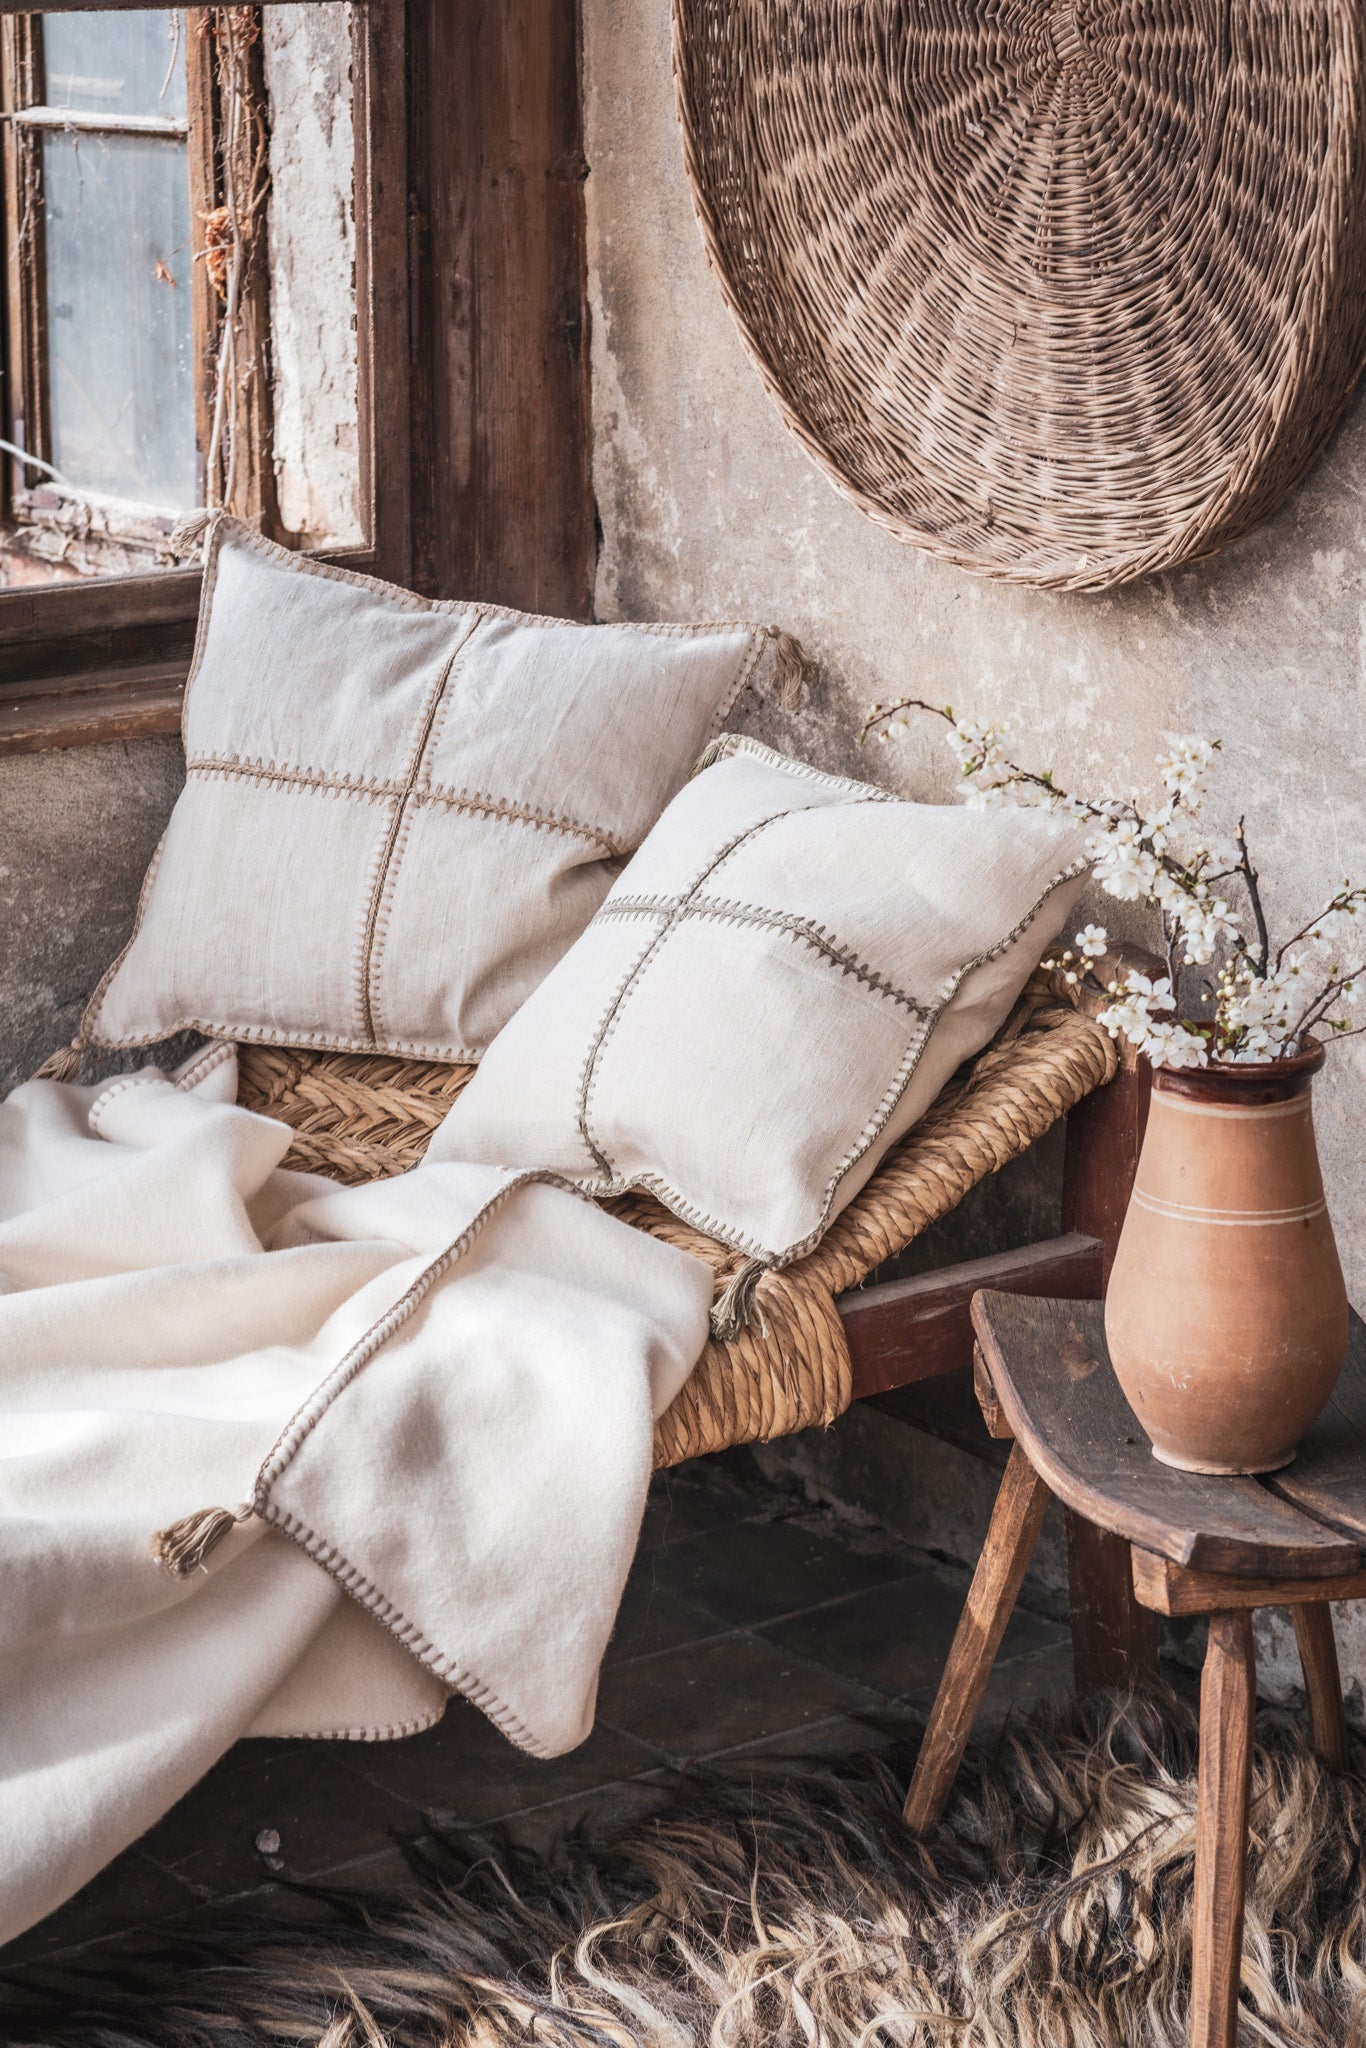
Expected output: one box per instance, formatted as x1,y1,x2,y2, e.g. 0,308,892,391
672,2,1366,591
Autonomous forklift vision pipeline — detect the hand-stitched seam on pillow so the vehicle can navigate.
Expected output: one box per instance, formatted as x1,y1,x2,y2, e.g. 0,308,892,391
566,850,1090,1267
197,515,475,619
212,516,783,645
364,796,421,1051
87,1016,484,1061
412,784,628,856
575,805,818,1182
694,731,902,803
177,511,229,740
185,756,406,800
78,824,172,1050
787,853,1094,1265
354,615,486,1048
598,895,930,1014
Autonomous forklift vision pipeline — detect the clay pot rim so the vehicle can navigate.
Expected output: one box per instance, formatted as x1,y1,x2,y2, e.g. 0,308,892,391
1153,1033,1325,1102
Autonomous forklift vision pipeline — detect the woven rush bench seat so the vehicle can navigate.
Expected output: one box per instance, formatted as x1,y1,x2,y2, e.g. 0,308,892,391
236,985,1116,1468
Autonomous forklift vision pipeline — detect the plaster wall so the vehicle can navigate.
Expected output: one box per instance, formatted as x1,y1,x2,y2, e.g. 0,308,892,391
0,740,184,1093
585,0,1366,1703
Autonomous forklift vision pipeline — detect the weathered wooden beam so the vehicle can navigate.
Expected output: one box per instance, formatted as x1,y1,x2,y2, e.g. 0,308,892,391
839,1232,1103,1402
407,0,594,616
1132,1550,1366,1616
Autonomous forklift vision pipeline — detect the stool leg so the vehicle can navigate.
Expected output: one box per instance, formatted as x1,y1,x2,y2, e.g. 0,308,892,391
1191,1610,1256,2048
1065,1510,1161,1695
1293,1603,1349,1771
903,1441,1050,1833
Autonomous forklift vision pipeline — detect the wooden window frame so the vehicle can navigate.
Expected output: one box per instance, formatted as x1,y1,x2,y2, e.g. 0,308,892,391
0,0,410,756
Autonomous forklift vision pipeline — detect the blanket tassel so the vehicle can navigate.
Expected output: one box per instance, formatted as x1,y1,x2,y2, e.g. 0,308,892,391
32,1038,84,1082
710,1259,768,1343
152,1502,255,1579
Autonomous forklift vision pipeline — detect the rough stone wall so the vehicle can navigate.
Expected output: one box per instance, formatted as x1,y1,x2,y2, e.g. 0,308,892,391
585,0,1366,1705
263,3,361,547
0,739,184,1093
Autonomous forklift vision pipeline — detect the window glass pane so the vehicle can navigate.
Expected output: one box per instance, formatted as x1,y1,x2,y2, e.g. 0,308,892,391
42,10,187,122
44,130,196,511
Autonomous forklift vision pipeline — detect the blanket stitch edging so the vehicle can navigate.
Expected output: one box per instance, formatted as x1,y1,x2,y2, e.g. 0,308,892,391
152,1164,647,1760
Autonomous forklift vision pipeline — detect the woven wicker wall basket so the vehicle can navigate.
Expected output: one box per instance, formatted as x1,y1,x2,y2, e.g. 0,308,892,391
671,1,1366,591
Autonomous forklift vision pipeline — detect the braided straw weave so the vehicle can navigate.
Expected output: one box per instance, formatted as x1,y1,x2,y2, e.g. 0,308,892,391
237,992,1114,1465
672,1,1366,590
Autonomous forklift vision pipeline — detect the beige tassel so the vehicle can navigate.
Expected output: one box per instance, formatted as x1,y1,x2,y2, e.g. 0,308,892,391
710,1258,769,1342
32,1039,84,1082
169,507,214,560
691,733,738,780
765,629,818,711
151,1501,254,1578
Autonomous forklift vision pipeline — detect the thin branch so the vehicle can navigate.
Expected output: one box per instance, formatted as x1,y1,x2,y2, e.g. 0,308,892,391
1233,817,1270,978
1287,962,1366,1049
1273,887,1366,974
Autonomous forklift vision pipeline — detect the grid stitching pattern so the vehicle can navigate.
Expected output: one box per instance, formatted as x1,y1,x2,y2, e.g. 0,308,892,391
81,515,777,1062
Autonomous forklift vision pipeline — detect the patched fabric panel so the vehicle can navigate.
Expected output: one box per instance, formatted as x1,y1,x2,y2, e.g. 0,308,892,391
432,739,1091,1264
81,519,784,1063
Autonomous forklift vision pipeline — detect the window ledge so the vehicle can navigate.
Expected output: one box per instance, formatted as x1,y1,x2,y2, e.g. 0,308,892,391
0,663,185,756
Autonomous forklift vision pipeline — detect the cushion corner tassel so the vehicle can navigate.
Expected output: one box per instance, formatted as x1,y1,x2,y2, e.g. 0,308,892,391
709,1258,769,1342
150,1502,255,1579
32,1038,86,1083
766,627,817,711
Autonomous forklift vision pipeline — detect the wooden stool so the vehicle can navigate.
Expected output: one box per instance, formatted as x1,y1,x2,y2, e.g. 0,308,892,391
905,1291,1366,2048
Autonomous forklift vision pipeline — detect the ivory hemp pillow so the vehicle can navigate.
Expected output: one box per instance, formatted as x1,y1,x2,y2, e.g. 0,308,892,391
78,519,803,1063
429,737,1091,1267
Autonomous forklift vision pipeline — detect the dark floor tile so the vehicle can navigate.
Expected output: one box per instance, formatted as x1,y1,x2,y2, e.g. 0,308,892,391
483,1771,676,1856
901,1640,1074,1736
603,1561,730,1666
136,1740,421,1898
639,1462,769,1551
653,1513,912,1630
344,1694,666,1824
596,1631,880,1761
760,1571,1069,1701
0,1849,197,1976
709,1711,909,1765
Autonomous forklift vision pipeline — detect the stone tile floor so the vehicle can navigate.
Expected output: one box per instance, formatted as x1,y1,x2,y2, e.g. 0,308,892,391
0,1453,1074,1985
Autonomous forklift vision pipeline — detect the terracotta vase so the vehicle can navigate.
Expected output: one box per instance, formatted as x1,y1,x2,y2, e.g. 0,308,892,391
1105,1039,1348,1475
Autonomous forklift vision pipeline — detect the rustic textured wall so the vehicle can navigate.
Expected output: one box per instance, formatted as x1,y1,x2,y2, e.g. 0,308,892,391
0,739,184,1093
585,0,1366,1705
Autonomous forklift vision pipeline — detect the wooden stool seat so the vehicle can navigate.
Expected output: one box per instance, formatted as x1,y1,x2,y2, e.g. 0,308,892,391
906,1291,1366,2048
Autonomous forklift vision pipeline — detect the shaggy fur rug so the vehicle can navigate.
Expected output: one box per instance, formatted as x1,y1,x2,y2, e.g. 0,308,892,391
4,1689,1366,2048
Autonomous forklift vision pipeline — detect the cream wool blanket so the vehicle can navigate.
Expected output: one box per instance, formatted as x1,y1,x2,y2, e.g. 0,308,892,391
0,1047,711,1946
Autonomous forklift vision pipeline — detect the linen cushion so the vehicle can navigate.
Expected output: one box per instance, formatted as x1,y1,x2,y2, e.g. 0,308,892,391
430,738,1090,1265
80,519,792,1062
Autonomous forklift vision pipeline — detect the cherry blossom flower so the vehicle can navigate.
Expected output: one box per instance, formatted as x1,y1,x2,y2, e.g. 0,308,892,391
859,698,1366,1068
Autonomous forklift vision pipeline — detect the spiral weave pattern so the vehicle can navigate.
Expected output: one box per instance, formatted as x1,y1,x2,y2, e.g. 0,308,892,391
671,0,1366,589
236,994,1115,1465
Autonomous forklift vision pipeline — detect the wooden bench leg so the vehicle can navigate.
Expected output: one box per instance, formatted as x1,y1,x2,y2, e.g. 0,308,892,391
1191,1610,1256,2048
903,1441,1050,1834
1293,1603,1349,1771
1066,1511,1161,1695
